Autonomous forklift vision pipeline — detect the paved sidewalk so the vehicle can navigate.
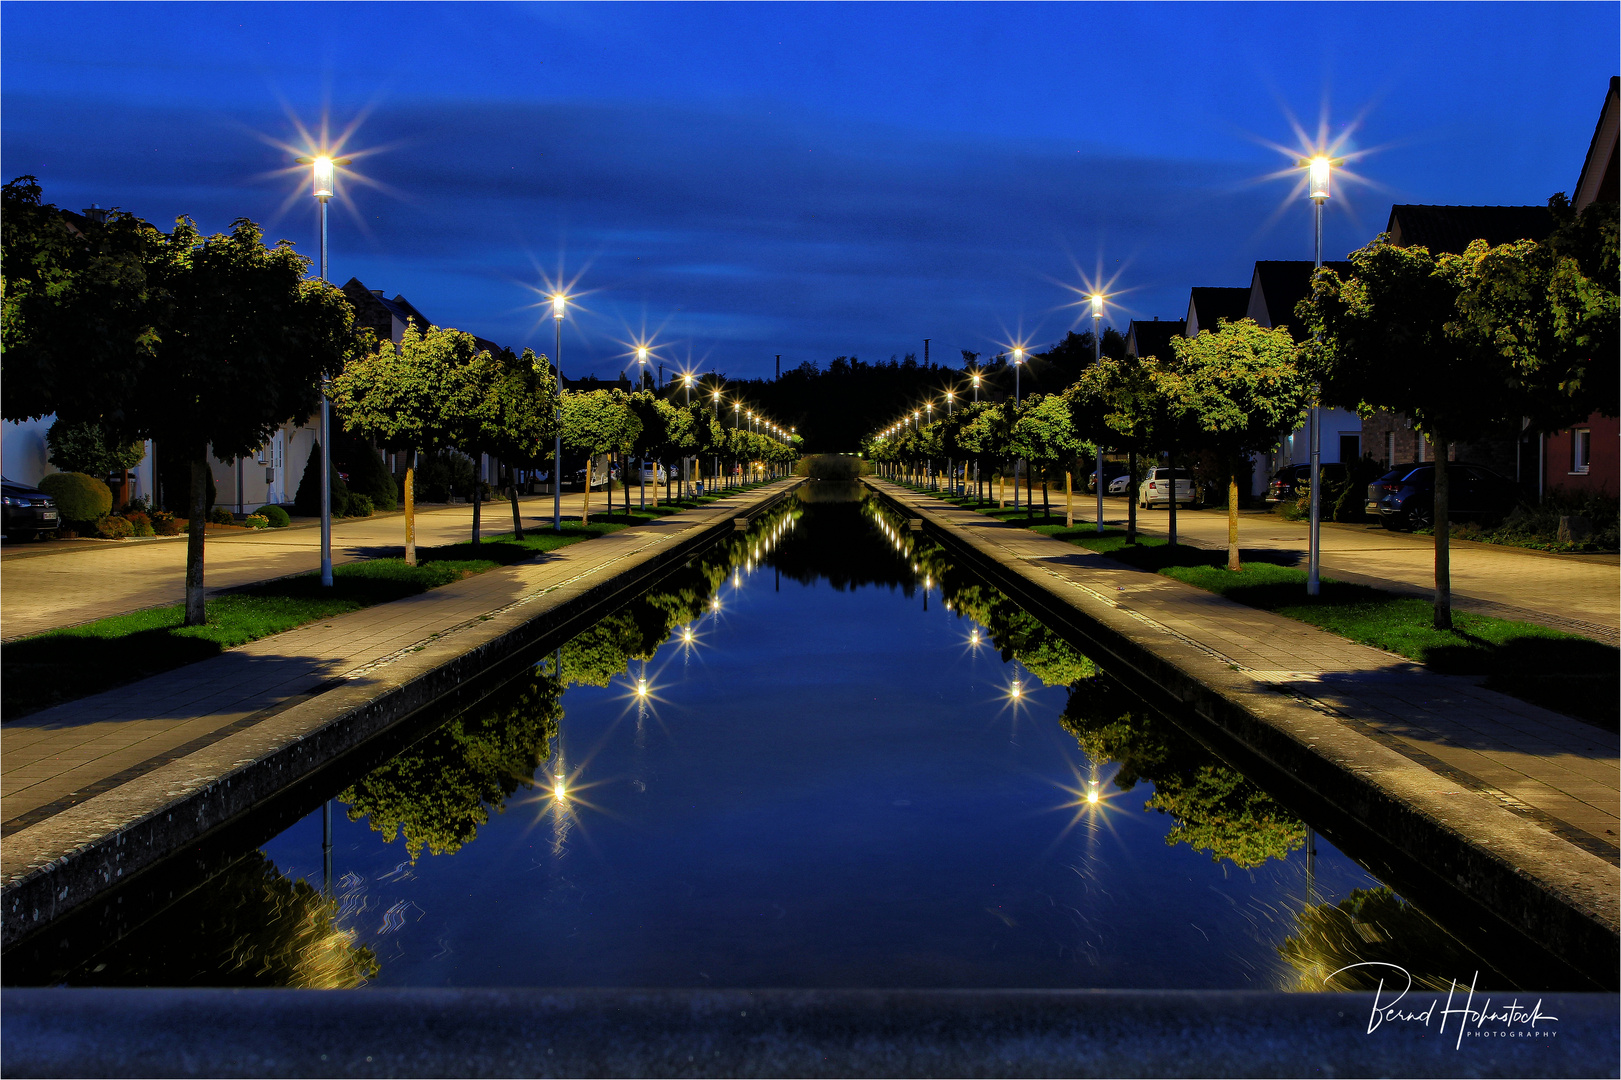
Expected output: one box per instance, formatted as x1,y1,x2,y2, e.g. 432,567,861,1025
0,482,793,850
0,486,738,641
960,490,1619,645
876,481,1619,863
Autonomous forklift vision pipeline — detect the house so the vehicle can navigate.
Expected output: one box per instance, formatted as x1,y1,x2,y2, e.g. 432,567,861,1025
1243,261,1361,494
1542,75,1618,498
1182,287,1249,338
1122,317,1186,364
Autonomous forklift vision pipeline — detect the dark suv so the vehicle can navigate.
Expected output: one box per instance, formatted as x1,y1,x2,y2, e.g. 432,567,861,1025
1365,462,1517,531
1266,462,1348,504
1,477,60,539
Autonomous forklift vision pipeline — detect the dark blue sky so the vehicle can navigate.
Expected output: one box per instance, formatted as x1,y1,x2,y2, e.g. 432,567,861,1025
4,2,1615,381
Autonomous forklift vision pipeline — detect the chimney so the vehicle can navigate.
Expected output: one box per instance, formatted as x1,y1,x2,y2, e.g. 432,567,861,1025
924,338,930,367
371,290,384,296
776,354,781,380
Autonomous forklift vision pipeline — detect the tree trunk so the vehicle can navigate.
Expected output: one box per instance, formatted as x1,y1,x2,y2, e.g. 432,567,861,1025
1433,439,1452,630
582,461,592,526
1040,465,1049,520
404,463,417,566
1065,462,1074,527
509,475,524,540
184,454,208,627
1127,450,1137,544
1166,447,1178,547
998,470,1006,509
471,460,482,546
1228,473,1241,572
665,462,673,505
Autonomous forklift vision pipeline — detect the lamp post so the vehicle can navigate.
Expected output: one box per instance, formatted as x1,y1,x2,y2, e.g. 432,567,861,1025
945,390,956,494
552,294,566,531
1091,293,1105,534
636,346,650,509
1012,347,1025,508
682,373,694,497
298,154,350,588
924,400,935,489
971,370,982,500
712,387,723,489
1306,155,1331,596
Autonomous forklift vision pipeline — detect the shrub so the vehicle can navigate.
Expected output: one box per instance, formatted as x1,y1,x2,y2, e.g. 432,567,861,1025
345,493,375,518
337,434,399,511
125,510,153,535
125,496,151,515
293,441,351,518
150,510,180,536
208,505,236,526
254,504,292,528
243,513,271,529
38,472,114,527
415,450,477,503
795,454,869,481
93,515,134,539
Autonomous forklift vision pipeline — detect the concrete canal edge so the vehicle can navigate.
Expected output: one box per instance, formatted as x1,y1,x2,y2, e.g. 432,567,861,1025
0,482,802,950
3,987,1616,1078
863,481,1620,985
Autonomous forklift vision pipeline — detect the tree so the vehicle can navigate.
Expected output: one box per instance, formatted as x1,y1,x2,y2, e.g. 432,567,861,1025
485,347,557,540
1069,356,1157,543
45,417,145,478
332,321,477,566
1167,319,1313,570
1011,393,1086,523
626,391,671,510
1298,238,1522,628
1454,195,1619,430
134,217,361,623
559,388,639,525
2,177,157,429
958,402,1015,507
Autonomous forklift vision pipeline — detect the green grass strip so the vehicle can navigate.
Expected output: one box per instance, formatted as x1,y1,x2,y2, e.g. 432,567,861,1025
1,519,636,720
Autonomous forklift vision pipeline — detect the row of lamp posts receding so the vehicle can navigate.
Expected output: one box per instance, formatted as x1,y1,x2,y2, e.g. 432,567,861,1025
874,153,1333,569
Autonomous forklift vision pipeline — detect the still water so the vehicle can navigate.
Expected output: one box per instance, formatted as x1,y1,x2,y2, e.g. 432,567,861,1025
17,483,1525,990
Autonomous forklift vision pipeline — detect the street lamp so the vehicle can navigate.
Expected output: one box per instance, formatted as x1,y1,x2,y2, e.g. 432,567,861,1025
1303,155,1333,596
1012,347,1026,507
296,153,350,587
552,293,566,531
1091,294,1106,534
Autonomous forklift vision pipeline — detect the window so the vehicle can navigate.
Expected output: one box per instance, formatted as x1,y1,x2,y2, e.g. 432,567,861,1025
1572,428,1591,475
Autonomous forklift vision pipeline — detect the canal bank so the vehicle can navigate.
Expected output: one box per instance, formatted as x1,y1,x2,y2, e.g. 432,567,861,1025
863,479,1619,987
1,480,802,948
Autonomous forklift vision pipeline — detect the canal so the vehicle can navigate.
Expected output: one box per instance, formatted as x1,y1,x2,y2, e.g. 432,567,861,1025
3,482,1577,991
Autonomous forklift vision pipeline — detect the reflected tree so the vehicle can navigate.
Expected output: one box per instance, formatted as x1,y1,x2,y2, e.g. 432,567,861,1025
1280,886,1493,992
56,851,378,988
341,667,563,859
1060,680,1306,869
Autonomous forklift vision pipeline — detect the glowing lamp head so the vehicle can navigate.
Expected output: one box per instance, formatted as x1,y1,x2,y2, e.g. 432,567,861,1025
681,627,694,643
1089,293,1104,318
1308,156,1331,200
551,294,567,320
1012,348,1025,364
713,389,722,401
683,373,694,386
970,629,980,645
711,597,721,610
636,346,649,364
972,373,982,386
1087,780,1100,805
312,156,335,198
945,390,955,401
553,774,567,800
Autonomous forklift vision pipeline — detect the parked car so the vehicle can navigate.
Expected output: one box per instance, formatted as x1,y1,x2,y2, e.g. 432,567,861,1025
1138,467,1197,508
572,462,610,490
1,477,59,539
1107,473,1133,495
639,463,668,485
1266,462,1349,504
1365,462,1517,531
1086,465,1130,493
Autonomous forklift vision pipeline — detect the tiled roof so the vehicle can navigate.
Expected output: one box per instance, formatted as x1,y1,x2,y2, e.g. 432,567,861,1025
1385,205,1553,254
